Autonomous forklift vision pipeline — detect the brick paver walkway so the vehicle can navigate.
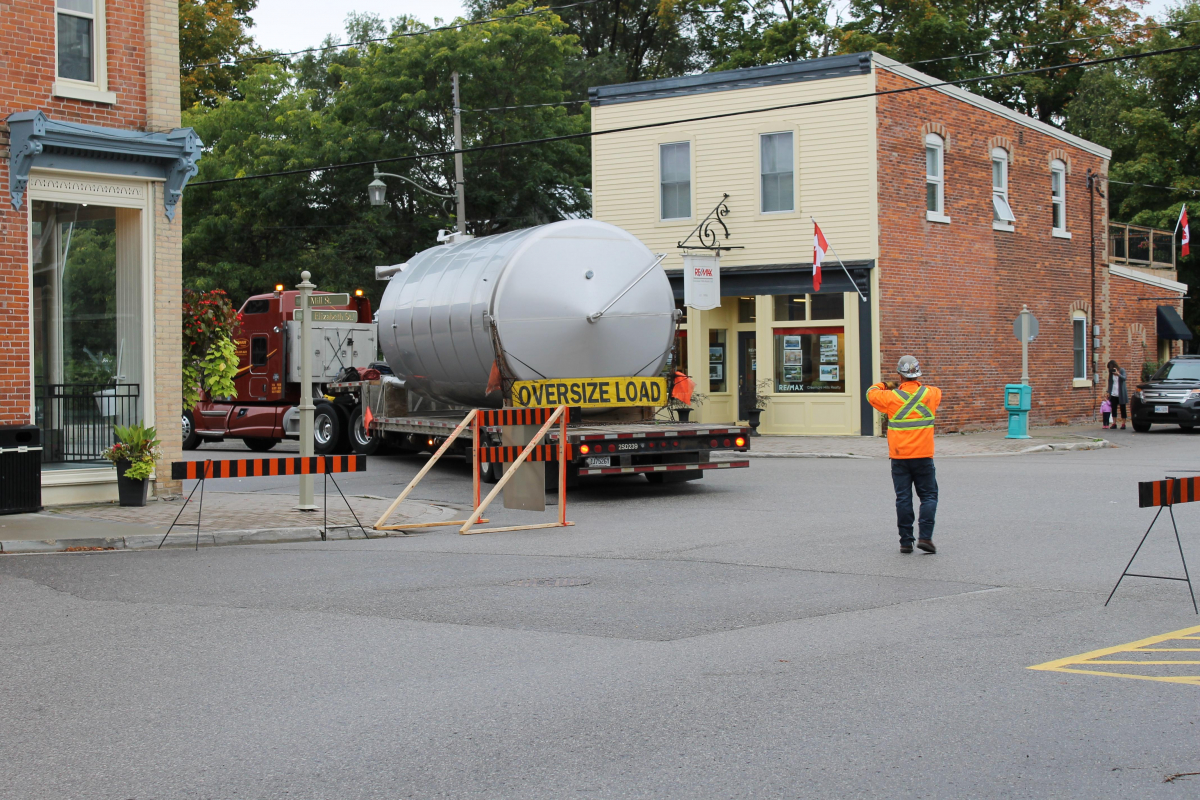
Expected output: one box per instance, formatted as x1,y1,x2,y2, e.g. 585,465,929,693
46,492,450,534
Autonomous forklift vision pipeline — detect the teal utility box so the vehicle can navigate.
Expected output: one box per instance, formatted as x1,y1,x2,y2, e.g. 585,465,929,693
1004,383,1032,439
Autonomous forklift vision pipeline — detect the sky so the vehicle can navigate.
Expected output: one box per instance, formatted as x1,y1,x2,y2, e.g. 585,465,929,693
249,0,467,53
251,0,1179,55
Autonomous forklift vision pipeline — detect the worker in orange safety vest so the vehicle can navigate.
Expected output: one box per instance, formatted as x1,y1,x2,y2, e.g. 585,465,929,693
867,355,942,554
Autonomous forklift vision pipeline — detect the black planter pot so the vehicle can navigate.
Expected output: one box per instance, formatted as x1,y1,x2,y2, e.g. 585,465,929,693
677,408,692,422
115,460,149,507
747,408,763,436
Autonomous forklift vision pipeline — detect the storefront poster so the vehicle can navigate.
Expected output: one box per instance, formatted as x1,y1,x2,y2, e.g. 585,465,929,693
710,364,723,381
709,346,724,364
820,334,839,363
782,365,802,383
783,335,802,351
819,365,840,382
783,350,803,366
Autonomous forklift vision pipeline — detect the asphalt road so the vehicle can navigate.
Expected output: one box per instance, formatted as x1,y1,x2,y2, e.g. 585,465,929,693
3,429,1200,798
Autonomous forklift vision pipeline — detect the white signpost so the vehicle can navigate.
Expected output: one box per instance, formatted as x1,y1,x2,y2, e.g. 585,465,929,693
683,253,721,310
296,271,317,511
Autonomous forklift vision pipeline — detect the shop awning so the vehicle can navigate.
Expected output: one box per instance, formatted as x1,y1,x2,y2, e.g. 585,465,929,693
666,260,873,299
1157,305,1193,340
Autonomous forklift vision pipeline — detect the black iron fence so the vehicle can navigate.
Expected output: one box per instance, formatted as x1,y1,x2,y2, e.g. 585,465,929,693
35,384,140,464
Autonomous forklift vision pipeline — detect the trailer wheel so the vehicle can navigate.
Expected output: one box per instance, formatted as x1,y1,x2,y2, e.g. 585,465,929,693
481,461,502,484
349,407,381,455
314,403,342,455
182,410,200,451
245,437,279,452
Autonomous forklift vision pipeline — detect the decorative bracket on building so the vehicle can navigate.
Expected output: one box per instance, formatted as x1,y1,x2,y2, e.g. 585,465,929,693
6,110,202,220
677,193,744,252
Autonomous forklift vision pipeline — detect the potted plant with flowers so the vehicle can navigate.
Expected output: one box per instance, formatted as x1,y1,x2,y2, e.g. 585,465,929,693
103,422,162,507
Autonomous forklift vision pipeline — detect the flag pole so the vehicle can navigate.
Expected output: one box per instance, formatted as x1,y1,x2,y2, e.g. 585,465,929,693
810,216,867,302
1175,204,1187,235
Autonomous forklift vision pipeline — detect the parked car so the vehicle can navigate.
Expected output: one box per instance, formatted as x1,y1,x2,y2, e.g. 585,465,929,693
1130,355,1200,432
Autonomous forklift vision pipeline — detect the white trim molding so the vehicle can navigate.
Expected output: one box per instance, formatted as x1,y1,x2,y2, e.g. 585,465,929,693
1109,264,1188,293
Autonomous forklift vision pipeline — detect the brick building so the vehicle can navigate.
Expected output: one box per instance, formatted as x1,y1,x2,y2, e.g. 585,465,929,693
590,52,1188,435
1,1,198,502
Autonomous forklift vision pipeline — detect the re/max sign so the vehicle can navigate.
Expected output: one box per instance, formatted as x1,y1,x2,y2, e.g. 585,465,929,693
512,377,667,408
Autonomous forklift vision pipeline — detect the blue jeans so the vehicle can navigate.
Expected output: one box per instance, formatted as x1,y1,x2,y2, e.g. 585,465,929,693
891,458,938,544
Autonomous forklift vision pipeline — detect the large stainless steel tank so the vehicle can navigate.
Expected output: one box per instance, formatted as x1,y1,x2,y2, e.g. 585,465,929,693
377,220,675,407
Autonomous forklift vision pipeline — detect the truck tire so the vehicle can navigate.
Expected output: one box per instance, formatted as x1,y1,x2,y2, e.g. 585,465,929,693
245,437,280,452
182,410,201,451
1132,421,1152,433
314,403,343,455
481,461,502,484
349,407,381,455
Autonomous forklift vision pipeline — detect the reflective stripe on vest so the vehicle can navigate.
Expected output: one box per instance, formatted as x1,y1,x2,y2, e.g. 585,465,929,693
889,386,935,430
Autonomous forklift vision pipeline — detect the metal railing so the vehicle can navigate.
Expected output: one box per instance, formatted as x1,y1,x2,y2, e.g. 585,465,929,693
1110,223,1176,269
35,383,140,464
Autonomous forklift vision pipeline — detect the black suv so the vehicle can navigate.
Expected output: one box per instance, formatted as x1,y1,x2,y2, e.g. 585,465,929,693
1130,355,1200,432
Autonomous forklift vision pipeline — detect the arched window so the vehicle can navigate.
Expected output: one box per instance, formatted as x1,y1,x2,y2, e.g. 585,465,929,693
925,134,948,222
1051,159,1069,237
992,147,1015,229
1072,310,1088,382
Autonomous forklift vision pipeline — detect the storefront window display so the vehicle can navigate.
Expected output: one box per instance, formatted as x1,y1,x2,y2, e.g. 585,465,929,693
773,328,845,393
709,329,727,392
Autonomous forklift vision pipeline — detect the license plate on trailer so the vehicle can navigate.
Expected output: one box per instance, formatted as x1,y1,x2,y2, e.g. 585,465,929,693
586,456,612,467
1156,405,1169,414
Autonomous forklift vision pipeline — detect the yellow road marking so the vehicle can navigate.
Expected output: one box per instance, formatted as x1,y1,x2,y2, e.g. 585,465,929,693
1029,624,1200,685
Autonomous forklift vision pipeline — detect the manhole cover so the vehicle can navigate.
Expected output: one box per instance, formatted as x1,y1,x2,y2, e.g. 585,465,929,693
505,577,591,588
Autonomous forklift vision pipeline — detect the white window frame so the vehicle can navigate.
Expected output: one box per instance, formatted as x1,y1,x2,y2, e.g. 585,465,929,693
1051,160,1071,239
992,147,1016,231
925,134,950,223
659,141,692,221
53,0,114,104
759,131,795,214
1072,312,1089,386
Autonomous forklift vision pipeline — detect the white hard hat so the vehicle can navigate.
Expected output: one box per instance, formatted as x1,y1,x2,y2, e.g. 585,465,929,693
897,355,922,378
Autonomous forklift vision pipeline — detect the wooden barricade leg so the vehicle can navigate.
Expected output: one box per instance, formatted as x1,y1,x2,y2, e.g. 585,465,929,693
558,409,567,526
373,410,488,531
460,406,574,535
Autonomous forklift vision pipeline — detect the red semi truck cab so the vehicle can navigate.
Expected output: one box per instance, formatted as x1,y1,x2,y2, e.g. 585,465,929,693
183,287,376,453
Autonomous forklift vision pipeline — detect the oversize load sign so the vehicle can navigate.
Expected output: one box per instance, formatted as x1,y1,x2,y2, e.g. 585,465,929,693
295,293,351,308
512,377,667,408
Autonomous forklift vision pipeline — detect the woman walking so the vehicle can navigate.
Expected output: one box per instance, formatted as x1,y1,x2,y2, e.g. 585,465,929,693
1107,360,1128,430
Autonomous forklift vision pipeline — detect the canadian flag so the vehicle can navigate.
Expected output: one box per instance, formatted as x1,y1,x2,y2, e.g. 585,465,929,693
1180,205,1190,257
813,222,829,292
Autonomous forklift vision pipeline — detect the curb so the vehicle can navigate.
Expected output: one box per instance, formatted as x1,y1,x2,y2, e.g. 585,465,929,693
1,524,404,555
715,438,1114,460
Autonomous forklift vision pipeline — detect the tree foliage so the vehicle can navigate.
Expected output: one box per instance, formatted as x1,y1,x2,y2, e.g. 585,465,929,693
179,0,262,109
182,4,589,304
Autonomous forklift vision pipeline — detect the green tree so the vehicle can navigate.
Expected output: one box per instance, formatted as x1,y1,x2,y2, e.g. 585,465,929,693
183,4,590,304
693,0,835,71
179,0,262,109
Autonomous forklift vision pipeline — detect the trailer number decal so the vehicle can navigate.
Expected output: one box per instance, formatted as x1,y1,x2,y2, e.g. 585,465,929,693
512,377,667,408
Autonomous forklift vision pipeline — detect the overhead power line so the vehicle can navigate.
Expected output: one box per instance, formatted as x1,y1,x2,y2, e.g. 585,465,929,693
190,0,603,69
908,17,1200,69
1106,178,1200,195
188,42,1200,189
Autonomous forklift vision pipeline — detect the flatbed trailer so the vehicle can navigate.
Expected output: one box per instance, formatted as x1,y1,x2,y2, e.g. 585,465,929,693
325,380,751,483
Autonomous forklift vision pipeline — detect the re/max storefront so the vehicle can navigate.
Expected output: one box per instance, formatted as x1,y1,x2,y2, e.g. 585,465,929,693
667,261,876,436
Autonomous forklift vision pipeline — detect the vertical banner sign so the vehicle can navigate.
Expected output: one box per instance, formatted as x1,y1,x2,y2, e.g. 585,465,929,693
683,254,721,310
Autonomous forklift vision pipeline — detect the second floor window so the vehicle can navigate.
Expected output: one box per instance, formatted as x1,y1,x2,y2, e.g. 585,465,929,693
660,142,691,220
992,148,1016,227
925,134,945,218
1051,160,1068,233
760,132,794,213
57,0,95,83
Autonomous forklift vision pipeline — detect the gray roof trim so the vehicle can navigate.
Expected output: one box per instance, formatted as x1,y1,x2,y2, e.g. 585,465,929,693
589,53,873,106
872,55,1112,160
6,109,202,220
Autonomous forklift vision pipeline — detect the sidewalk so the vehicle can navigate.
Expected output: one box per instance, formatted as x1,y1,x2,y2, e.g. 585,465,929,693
0,492,452,554
722,423,1116,459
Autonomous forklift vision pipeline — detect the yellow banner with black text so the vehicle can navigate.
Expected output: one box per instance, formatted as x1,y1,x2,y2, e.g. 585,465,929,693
512,377,667,408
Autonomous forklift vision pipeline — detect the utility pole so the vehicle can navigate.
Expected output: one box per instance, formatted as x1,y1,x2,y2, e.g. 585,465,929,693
1087,169,1106,384
452,71,467,236
296,270,316,511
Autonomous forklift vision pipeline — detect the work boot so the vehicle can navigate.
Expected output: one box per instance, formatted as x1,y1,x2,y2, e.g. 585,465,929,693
917,539,936,554
900,544,913,554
